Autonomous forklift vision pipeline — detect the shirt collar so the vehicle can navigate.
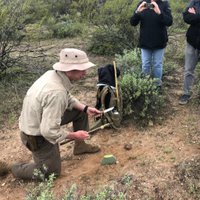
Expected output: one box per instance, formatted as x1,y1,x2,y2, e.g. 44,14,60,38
56,71,73,91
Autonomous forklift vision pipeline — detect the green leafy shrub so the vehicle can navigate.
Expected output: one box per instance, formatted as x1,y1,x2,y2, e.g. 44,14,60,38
115,49,141,75
163,60,179,77
169,0,188,34
0,67,39,128
44,14,85,39
88,28,129,56
121,74,165,126
53,21,84,38
85,0,138,55
25,23,53,41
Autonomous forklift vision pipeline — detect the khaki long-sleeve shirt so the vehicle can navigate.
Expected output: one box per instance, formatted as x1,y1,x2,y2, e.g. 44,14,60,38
19,70,79,144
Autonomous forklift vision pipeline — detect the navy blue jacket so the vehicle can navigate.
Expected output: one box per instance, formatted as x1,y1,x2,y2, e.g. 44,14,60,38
183,0,200,50
130,0,173,49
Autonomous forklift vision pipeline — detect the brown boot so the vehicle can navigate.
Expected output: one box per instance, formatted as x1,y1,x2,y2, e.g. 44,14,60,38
73,141,101,155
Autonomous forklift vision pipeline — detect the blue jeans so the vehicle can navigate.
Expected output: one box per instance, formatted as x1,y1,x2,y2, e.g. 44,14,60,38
183,42,200,95
141,48,165,86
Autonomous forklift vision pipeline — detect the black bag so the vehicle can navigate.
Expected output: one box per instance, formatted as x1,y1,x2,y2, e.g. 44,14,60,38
93,64,123,129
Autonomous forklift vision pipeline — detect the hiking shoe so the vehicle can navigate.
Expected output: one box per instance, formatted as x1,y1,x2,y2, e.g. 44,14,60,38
179,94,190,105
73,141,101,155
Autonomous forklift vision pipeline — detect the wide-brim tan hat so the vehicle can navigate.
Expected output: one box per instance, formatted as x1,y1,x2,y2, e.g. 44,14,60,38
53,48,95,72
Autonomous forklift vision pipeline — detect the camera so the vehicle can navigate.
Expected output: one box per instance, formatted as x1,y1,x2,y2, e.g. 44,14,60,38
144,3,154,9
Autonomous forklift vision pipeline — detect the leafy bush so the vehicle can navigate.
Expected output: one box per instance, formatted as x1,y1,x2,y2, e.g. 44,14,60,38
0,0,30,73
0,67,40,128
44,14,85,39
25,23,53,41
85,0,138,55
115,49,141,75
169,0,188,34
121,74,165,126
53,21,84,38
88,28,128,56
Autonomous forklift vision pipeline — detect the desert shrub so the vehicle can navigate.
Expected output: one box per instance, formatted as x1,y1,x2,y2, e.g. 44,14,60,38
115,49,166,126
44,14,85,39
115,49,141,75
25,23,53,41
0,0,30,73
88,28,129,56
169,0,188,34
163,60,179,77
53,21,84,38
120,74,165,126
85,0,139,55
26,174,126,200
0,67,40,128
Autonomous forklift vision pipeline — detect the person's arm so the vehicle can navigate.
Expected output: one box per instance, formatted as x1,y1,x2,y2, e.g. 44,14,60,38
153,1,173,27
67,92,101,116
183,7,200,25
40,91,92,144
40,91,69,144
130,1,146,26
56,130,89,143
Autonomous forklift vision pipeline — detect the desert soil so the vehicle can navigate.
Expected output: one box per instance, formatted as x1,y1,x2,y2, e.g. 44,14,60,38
0,40,200,200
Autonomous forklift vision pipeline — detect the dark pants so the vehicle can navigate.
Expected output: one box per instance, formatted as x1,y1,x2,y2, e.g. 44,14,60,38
12,109,88,180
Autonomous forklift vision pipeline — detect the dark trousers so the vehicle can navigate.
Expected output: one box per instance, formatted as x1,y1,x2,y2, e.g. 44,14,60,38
12,109,88,180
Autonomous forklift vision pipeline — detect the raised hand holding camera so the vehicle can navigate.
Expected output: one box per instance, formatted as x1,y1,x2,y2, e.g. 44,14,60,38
136,0,161,14
151,1,161,15
135,1,147,13
144,3,154,9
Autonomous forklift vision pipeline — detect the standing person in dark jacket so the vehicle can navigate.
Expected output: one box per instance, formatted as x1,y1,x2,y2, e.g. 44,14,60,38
179,0,200,105
130,0,173,87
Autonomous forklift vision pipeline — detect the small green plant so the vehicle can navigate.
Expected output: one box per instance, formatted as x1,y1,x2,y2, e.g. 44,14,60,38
163,147,173,154
26,178,127,200
120,174,133,186
61,184,77,200
26,169,55,200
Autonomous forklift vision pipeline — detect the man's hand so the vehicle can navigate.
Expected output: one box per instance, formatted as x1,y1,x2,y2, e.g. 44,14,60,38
56,130,89,143
87,107,102,117
67,130,89,140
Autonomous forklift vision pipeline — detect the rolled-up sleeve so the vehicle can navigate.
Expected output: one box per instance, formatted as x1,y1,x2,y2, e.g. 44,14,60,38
68,92,80,110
